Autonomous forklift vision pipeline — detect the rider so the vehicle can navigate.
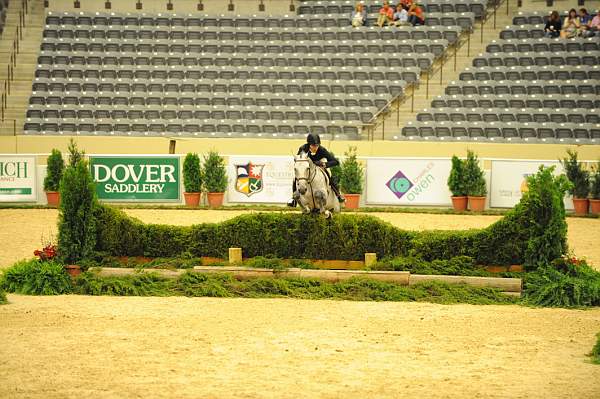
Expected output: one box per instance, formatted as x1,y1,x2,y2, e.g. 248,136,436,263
287,133,345,207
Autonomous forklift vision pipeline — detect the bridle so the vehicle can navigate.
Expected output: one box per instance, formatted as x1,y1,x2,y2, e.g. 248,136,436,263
294,158,316,185
295,157,317,209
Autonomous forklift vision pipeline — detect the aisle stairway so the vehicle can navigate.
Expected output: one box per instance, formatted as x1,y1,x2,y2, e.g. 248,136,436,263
0,0,44,137
375,0,516,140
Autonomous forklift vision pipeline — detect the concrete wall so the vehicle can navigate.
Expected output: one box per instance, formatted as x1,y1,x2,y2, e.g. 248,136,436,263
2,136,599,161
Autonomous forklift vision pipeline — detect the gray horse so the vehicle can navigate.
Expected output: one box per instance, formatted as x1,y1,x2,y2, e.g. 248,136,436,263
293,152,341,218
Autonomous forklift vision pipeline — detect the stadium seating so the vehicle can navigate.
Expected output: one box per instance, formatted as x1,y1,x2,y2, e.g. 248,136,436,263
401,9,600,143
298,0,488,20
24,8,474,138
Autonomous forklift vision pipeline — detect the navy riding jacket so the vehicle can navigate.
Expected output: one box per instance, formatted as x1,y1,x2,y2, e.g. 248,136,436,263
297,144,340,168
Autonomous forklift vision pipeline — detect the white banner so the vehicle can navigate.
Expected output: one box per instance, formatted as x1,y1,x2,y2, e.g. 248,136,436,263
366,158,453,205
227,156,294,203
490,160,573,210
0,155,37,202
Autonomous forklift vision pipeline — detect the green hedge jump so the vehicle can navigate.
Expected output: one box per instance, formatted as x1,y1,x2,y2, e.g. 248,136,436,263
93,167,568,268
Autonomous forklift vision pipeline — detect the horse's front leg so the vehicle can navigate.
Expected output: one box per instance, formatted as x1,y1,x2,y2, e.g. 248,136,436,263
295,192,311,214
314,190,331,218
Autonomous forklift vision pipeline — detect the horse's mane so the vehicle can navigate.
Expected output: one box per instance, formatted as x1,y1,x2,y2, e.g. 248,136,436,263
297,152,315,168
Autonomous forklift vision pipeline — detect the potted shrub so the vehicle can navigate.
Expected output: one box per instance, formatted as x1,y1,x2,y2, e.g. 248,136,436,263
464,150,487,212
339,146,364,209
447,155,468,211
561,149,590,215
203,150,228,207
183,153,202,207
43,149,64,207
588,161,600,215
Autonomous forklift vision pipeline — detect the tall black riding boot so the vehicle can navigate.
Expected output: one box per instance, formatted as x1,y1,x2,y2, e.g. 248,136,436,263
287,179,297,207
331,180,345,203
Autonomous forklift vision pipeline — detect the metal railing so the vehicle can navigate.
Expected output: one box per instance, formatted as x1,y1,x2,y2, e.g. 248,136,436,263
363,0,511,141
1,0,30,123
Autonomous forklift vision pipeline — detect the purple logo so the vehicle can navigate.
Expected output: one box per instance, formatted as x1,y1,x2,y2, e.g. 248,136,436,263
386,170,413,199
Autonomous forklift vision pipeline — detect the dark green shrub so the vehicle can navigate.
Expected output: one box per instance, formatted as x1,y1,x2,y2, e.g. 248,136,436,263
521,166,569,270
464,150,487,197
561,149,590,199
0,259,72,295
523,257,600,307
67,138,84,167
183,153,202,193
0,289,7,304
77,271,517,305
373,255,491,276
203,150,227,192
590,162,600,200
176,272,234,297
244,256,286,270
590,332,600,365
447,155,467,197
58,156,97,263
328,151,342,182
339,146,364,194
43,149,64,192
75,271,170,296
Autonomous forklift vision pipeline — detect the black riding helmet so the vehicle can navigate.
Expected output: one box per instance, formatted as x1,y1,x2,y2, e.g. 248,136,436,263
307,132,321,145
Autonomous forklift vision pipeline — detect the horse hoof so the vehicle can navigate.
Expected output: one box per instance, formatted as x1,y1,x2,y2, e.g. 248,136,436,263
324,210,331,218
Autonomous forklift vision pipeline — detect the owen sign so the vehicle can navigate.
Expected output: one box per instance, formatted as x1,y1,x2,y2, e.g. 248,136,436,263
90,156,180,202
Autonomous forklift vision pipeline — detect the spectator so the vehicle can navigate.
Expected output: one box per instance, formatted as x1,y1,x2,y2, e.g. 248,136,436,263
399,0,413,10
544,10,562,38
589,10,600,36
376,0,394,27
393,4,409,26
561,8,581,38
579,8,594,37
407,4,425,26
351,3,367,27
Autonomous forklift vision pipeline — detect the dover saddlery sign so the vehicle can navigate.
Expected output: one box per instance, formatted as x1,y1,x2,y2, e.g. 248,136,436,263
90,156,180,202
366,158,453,206
227,155,294,203
0,155,36,202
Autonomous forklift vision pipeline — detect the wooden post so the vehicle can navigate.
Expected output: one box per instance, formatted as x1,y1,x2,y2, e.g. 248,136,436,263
229,248,242,264
364,253,377,268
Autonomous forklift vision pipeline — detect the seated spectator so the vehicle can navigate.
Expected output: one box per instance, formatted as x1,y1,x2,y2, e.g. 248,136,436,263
351,3,367,27
399,0,413,10
376,0,394,27
590,10,600,35
544,10,562,38
561,8,581,38
579,8,594,37
407,4,425,26
393,4,409,26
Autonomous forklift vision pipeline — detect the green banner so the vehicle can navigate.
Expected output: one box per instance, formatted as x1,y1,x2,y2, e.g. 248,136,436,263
90,156,180,202
0,188,32,194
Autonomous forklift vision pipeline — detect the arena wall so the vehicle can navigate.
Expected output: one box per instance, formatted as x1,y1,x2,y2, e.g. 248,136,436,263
2,136,600,160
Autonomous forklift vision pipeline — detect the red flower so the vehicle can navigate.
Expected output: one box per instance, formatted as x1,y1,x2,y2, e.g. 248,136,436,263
34,244,57,261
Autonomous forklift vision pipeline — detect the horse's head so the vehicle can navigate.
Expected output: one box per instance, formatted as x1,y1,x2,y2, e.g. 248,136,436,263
294,152,313,195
